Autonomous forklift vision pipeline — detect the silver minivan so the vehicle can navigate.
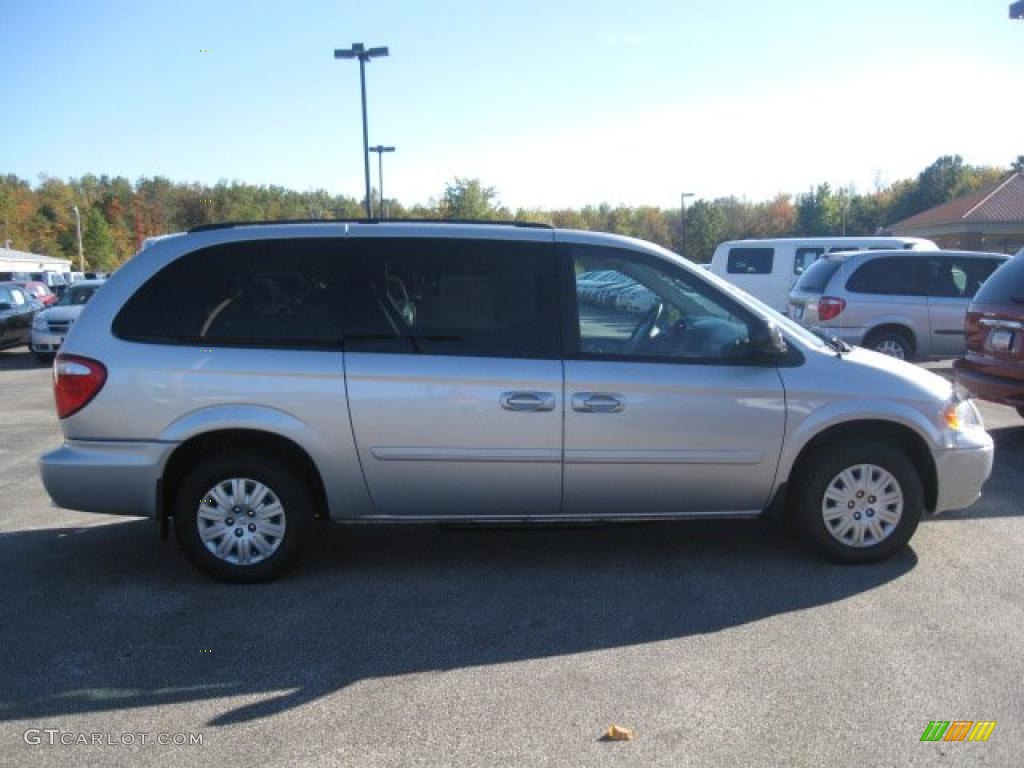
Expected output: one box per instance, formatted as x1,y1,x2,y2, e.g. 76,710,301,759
39,223,994,581
788,249,1008,360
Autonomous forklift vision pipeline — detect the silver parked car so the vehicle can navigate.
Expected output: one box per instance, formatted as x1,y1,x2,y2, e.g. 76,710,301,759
39,222,994,581
788,249,1008,360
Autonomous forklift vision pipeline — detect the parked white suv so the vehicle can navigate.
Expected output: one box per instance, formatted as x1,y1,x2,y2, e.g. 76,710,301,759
39,222,994,581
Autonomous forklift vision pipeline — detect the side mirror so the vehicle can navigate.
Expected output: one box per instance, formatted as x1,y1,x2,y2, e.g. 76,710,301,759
751,321,789,361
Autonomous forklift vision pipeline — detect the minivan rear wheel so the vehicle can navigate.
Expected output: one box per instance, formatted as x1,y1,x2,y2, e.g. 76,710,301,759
793,441,923,563
864,329,913,361
172,454,313,582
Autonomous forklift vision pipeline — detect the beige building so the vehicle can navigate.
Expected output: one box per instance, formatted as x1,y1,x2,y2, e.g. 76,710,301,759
886,173,1024,254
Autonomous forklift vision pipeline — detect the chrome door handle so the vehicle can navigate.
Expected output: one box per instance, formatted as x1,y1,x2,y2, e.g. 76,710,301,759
500,391,556,412
572,392,625,413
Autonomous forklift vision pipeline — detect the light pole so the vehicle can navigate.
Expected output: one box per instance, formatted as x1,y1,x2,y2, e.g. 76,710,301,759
334,42,389,219
680,193,694,258
839,186,851,236
72,205,84,271
369,145,395,219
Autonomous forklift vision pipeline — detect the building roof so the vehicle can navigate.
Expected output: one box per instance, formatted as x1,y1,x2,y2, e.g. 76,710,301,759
0,246,70,264
889,173,1024,232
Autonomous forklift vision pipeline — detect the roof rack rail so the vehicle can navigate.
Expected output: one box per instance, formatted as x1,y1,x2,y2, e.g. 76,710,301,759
188,218,554,233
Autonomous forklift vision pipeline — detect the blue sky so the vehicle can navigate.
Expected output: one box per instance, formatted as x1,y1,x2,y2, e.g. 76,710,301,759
2,0,1021,208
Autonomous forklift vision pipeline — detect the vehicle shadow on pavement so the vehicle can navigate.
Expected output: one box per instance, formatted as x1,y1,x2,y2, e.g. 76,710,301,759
924,424,1024,521
0,349,47,372
0,517,916,728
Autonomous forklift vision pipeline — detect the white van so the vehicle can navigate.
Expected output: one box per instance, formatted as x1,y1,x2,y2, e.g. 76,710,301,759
709,237,936,312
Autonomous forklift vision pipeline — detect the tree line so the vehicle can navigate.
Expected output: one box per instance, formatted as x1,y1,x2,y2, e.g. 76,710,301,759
1,154,1020,271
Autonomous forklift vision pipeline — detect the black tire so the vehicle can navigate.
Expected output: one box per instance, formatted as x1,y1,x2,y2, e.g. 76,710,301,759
793,440,923,564
172,453,313,582
863,328,914,361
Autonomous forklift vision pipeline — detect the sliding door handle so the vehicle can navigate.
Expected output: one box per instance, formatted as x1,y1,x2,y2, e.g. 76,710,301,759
572,392,625,413
500,391,556,412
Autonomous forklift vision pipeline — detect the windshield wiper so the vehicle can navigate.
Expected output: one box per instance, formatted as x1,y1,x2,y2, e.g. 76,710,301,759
814,331,849,357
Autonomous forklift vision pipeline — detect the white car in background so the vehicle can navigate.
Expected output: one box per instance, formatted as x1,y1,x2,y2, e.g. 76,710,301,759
30,280,105,363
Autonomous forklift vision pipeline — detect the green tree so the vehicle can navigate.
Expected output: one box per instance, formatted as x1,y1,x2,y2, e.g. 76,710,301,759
82,207,117,271
796,183,841,235
683,200,726,262
439,177,504,220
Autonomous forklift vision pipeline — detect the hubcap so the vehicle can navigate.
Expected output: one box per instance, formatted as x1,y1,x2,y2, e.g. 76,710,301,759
821,464,903,548
874,339,906,359
197,478,286,565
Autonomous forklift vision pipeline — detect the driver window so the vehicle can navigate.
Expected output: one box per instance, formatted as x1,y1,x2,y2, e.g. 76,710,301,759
571,246,755,362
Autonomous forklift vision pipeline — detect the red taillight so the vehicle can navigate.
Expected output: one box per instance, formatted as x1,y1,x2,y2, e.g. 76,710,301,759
964,310,983,351
53,354,107,419
818,296,847,322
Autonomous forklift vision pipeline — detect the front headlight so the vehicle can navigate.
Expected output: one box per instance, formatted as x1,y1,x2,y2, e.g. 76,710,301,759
32,314,49,330
943,398,982,431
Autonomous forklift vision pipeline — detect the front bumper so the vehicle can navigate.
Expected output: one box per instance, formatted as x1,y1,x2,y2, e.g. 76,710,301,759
39,440,176,518
932,427,995,513
30,329,66,354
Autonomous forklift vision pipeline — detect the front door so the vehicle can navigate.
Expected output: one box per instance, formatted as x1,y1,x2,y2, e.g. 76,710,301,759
343,232,564,518
561,242,786,517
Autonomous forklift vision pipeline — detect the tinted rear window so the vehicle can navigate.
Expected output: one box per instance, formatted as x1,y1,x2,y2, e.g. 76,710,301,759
793,258,842,293
113,239,341,348
343,237,559,359
846,257,925,295
972,252,1024,305
726,247,774,274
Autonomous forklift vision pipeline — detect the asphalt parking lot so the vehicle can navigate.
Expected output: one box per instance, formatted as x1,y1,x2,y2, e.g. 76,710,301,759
1,348,1021,767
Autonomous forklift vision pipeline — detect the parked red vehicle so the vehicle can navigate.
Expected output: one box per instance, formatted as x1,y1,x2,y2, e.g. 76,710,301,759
15,281,58,307
954,248,1024,418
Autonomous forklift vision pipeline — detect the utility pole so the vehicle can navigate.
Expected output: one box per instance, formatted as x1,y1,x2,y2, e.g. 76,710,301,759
72,205,84,271
334,42,389,218
369,145,396,219
680,193,694,259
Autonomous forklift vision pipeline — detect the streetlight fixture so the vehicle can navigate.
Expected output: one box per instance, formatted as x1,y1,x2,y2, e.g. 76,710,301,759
334,42,389,218
71,205,84,271
368,145,396,219
680,193,694,259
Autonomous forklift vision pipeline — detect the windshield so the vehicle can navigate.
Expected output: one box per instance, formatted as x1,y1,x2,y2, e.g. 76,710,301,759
663,247,828,350
57,285,100,306
724,281,828,349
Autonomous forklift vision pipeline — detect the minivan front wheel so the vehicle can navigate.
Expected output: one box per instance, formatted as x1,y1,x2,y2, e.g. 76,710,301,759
794,441,923,563
172,454,312,582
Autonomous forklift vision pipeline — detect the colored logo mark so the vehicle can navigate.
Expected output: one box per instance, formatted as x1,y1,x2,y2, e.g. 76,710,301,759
920,720,996,742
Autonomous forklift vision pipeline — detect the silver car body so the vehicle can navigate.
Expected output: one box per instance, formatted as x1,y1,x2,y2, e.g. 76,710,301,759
709,236,936,313
40,224,993,524
788,250,1008,358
